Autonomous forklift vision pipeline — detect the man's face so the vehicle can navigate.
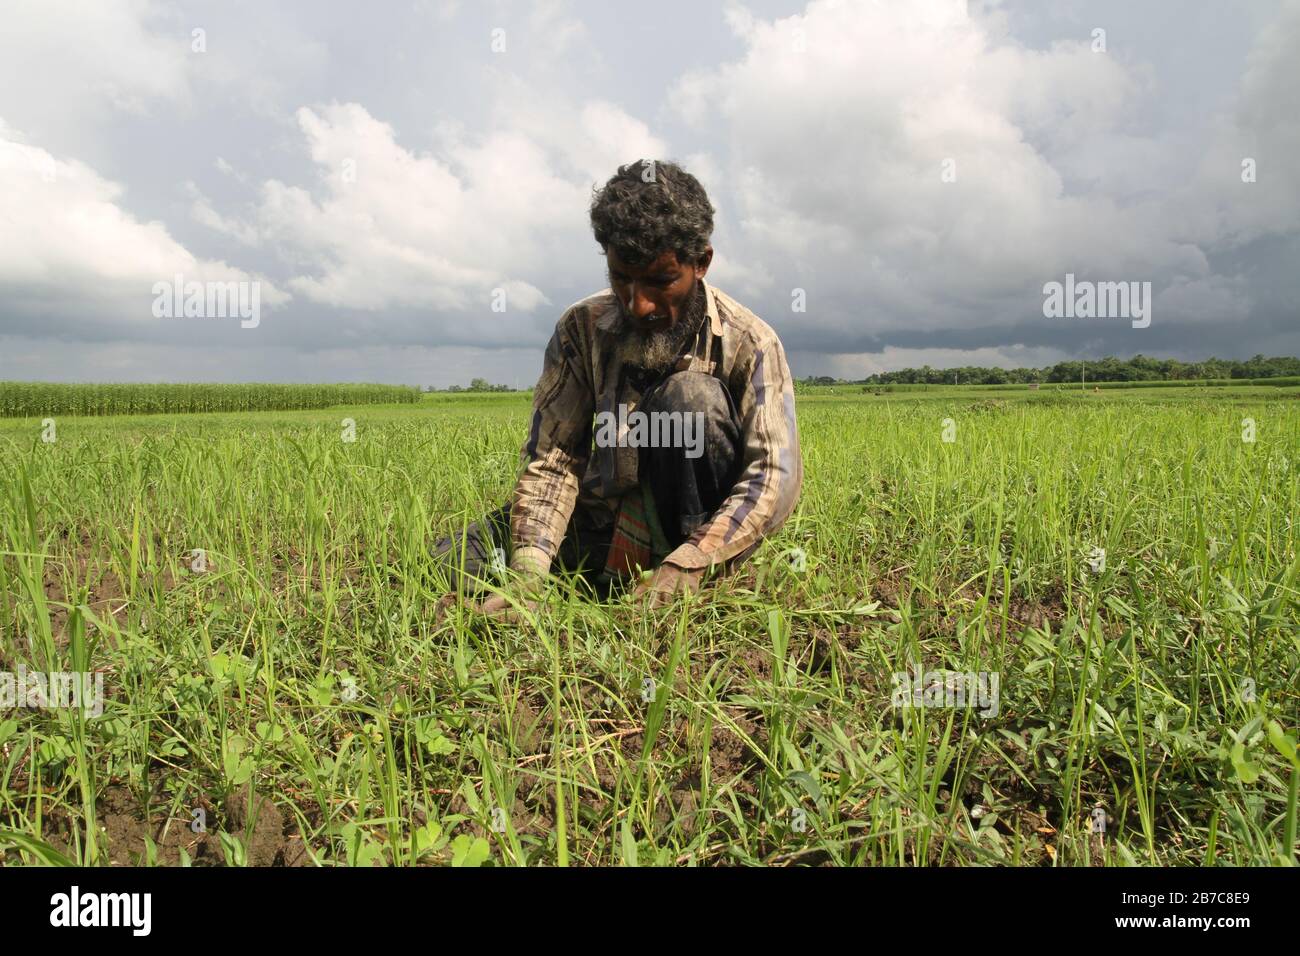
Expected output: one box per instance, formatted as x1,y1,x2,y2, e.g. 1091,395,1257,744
606,246,713,337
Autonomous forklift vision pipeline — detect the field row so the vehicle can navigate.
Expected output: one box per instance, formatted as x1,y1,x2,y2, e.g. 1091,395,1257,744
0,382,421,418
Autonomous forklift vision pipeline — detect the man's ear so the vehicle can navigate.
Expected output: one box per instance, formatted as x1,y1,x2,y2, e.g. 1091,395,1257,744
694,246,714,279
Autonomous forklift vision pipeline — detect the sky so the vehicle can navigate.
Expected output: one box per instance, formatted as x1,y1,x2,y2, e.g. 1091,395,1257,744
1,0,1296,386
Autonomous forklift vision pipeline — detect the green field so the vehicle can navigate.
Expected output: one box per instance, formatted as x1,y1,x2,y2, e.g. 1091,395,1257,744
1,384,1297,866
0,382,420,418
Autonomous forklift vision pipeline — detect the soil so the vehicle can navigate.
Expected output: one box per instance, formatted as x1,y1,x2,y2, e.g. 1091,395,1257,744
38,784,310,866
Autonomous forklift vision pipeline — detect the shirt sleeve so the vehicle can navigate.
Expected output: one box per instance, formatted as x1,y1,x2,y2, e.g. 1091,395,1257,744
509,315,594,576
661,334,803,572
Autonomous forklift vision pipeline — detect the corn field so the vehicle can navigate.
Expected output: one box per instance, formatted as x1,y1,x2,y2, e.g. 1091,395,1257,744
0,383,420,418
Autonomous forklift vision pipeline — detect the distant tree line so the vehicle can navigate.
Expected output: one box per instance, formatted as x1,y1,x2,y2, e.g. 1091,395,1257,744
425,378,520,393
828,354,1300,386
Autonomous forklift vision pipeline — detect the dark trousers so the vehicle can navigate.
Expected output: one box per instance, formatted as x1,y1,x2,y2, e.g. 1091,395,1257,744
433,371,743,591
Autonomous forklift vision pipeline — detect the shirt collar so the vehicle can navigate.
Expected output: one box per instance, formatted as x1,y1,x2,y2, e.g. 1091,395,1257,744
703,277,723,336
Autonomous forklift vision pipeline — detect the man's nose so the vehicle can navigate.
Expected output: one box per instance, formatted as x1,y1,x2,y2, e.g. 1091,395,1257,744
627,283,657,319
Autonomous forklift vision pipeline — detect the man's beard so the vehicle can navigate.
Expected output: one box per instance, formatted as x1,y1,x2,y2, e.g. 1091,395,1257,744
632,279,705,373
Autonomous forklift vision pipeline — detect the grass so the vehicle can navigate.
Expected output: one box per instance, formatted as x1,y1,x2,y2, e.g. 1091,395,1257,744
0,386,1296,866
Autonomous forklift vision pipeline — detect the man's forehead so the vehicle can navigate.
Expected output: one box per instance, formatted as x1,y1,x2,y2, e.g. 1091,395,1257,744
605,248,681,275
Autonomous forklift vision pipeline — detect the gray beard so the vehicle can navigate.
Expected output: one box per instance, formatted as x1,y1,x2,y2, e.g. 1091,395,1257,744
632,280,705,373
639,325,691,372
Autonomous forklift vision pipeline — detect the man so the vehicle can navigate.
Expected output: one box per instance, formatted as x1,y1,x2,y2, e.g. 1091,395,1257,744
436,159,802,615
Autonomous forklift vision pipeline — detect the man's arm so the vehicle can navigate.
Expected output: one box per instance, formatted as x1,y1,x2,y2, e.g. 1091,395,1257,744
509,315,594,578
660,333,803,576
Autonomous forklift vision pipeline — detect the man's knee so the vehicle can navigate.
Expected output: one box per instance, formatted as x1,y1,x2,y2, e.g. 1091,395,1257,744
432,505,510,588
642,370,739,463
642,370,731,419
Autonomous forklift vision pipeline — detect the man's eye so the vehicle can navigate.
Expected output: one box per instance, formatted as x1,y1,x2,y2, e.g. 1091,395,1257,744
609,274,673,288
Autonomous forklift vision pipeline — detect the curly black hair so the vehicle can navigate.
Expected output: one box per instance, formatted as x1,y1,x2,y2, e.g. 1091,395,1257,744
589,160,715,268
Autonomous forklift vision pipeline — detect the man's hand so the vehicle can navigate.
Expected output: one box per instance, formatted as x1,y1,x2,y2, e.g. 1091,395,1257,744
474,591,539,624
435,592,536,625
472,564,548,623
433,571,546,626
632,563,704,608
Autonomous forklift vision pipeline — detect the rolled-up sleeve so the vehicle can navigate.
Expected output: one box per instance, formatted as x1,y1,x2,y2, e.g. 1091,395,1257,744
662,333,803,572
509,316,593,575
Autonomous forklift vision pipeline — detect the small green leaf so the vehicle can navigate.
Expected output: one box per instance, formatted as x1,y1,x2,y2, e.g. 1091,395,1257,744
787,770,822,804
1266,721,1298,766
357,840,386,867
413,821,443,856
223,736,254,785
1230,740,1262,784
450,834,490,867
425,732,455,756
210,652,230,681
620,820,638,867
309,675,336,706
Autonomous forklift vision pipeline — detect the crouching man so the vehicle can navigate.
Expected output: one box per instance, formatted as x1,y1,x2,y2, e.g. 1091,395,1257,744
435,160,802,615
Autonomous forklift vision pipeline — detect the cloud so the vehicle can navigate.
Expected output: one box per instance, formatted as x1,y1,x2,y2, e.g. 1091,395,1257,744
1179,0,1300,247
203,98,664,324
0,335,538,387
1152,275,1252,325
674,0,1291,359
2,0,1297,383
0,0,190,130
0,121,286,339
242,103,565,314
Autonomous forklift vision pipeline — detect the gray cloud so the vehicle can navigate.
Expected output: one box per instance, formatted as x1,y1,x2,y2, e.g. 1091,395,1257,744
1,0,1296,386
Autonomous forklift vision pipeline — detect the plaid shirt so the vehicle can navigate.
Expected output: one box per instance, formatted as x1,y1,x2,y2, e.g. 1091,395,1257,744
509,278,803,576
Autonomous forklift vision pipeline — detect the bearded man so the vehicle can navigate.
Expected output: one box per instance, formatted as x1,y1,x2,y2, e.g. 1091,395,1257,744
435,159,803,614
